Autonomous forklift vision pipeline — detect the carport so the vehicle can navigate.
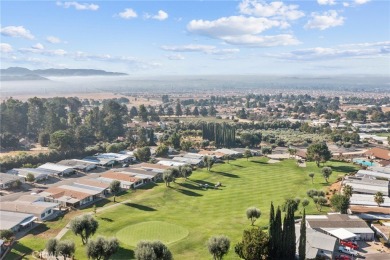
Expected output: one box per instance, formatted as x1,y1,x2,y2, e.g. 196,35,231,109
326,228,358,240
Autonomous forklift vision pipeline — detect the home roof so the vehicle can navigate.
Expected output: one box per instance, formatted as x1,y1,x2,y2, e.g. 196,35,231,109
356,170,390,180
350,205,390,215
74,179,110,189
364,148,390,160
350,194,390,207
101,171,140,183
306,214,370,229
295,225,336,259
57,159,96,168
0,172,23,184
0,200,58,215
326,228,357,240
0,210,35,230
136,163,170,170
38,163,73,172
42,187,91,201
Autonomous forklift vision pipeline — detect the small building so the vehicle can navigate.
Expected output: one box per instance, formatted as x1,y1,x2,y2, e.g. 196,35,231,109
57,159,97,172
118,168,161,182
38,163,74,176
370,166,390,175
83,156,116,167
343,176,389,196
215,148,242,157
371,223,390,243
9,168,50,182
0,173,25,189
350,205,390,220
172,157,203,167
0,195,58,220
306,214,375,241
40,184,104,208
157,160,186,167
350,194,390,207
364,147,390,161
0,210,36,233
295,224,336,259
356,170,390,181
133,163,170,174
99,171,144,189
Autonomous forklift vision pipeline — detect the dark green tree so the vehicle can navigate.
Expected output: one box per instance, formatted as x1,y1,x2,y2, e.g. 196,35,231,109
246,207,261,226
69,215,99,245
135,240,172,260
135,147,151,162
306,143,332,167
86,236,119,260
109,180,121,202
298,210,306,260
235,228,269,260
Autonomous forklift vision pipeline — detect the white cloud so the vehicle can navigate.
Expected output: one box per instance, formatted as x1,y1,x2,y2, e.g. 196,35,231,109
19,47,67,56
221,34,300,47
317,0,336,5
161,44,215,52
0,43,13,53
145,10,168,21
32,43,44,50
56,1,99,11
187,16,299,47
305,10,345,30
343,2,350,7
161,44,240,55
188,16,282,38
238,0,304,20
354,0,370,5
0,25,34,40
167,54,185,60
46,36,62,44
118,8,138,19
269,41,390,60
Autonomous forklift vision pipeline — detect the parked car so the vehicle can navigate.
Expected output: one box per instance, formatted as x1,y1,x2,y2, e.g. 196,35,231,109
335,255,351,260
340,240,359,250
338,246,358,256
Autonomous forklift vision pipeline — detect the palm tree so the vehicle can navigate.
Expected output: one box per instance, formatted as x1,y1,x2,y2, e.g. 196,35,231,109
309,173,315,184
343,185,353,198
374,192,384,207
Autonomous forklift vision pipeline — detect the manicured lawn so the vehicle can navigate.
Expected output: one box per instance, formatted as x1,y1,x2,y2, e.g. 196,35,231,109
117,221,189,246
56,158,357,260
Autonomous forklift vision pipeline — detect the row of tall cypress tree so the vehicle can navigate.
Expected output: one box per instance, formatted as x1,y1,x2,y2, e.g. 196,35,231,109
268,202,302,260
201,122,236,148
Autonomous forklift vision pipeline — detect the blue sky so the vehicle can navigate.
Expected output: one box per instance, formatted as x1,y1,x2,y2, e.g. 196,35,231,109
1,0,389,75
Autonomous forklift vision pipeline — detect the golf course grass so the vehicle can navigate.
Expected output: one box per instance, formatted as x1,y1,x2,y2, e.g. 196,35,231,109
11,157,358,259
116,221,189,246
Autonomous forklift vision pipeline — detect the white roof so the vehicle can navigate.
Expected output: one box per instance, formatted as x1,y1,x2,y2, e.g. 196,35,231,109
215,148,241,155
370,166,390,174
326,228,357,240
172,157,202,165
0,210,35,230
356,170,390,180
350,194,390,207
157,160,186,167
295,225,336,259
11,168,51,178
96,177,134,186
58,185,102,195
38,163,73,172
345,183,389,196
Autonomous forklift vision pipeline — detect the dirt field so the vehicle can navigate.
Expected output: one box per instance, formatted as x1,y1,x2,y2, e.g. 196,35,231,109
1,92,161,106
0,144,50,158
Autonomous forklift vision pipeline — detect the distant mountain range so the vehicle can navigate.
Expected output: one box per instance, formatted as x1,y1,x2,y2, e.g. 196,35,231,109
0,67,127,81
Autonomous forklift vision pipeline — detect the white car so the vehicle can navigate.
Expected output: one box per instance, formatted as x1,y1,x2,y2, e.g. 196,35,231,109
338,246,358,256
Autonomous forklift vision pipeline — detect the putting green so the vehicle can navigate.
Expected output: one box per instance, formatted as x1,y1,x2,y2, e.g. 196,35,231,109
116,221,189,246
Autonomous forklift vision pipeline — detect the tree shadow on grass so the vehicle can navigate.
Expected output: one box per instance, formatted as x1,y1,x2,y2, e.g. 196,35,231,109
99,217,114,222
330,165,357,174
137,182,158,190
177,182,204,190
230,163,244,168
6,242,33,259
212,171,239,178
113,246,134,259
250,161,269,165
124,203,157,211
171,187,203,197
191,180,215,187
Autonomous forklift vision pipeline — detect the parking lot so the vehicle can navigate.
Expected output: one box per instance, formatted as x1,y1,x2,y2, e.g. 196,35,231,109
334,240,390,260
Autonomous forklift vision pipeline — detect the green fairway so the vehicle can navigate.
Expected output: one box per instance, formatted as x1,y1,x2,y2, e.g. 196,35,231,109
14,157,358,259
116,221,189,246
